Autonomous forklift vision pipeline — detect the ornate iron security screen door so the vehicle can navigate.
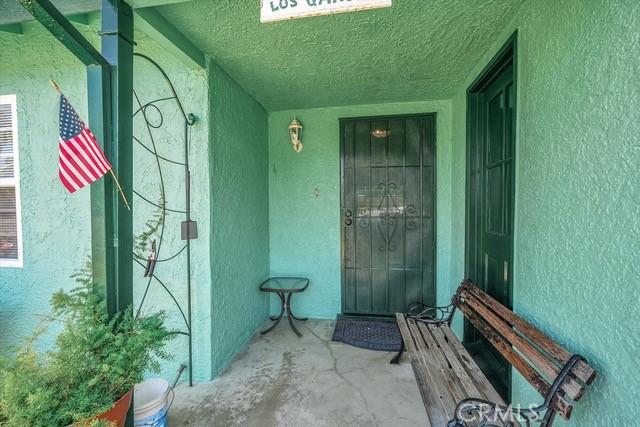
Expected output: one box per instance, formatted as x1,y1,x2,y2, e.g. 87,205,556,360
341,114,436,316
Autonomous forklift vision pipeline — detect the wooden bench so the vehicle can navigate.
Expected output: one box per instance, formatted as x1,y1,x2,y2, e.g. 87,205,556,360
393,279,596,427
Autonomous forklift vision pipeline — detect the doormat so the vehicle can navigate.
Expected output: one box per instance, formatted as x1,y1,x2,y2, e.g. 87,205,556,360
332,318,402,352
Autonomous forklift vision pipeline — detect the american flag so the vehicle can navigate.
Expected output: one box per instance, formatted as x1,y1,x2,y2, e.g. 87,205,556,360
58,94,111,193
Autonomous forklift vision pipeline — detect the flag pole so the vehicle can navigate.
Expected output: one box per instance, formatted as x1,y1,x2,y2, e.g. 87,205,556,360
50,79,62,94
50,79,131,211
109,169,131,211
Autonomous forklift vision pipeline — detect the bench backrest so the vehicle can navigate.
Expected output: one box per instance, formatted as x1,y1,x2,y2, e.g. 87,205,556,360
454,279,596,420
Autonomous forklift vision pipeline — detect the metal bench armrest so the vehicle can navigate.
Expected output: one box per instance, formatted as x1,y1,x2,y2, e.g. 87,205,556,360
407,302,457,326
407,284,464,326
448,355,587,427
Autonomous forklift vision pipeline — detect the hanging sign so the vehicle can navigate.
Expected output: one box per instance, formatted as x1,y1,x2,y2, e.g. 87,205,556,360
261,0,392,23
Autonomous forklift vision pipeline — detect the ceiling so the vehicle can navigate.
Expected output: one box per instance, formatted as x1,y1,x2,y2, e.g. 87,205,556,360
0,0,188,25
1,0,524,111
156,0,524,111
0,0,98,24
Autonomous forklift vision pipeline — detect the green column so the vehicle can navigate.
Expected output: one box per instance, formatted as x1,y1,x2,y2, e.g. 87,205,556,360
96,3,135,425
87,64,113,310
100,0,135,316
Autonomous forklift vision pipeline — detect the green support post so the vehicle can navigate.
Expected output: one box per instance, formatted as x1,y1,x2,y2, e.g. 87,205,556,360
100,5,134,424
87,64,114,311
100,0,135,318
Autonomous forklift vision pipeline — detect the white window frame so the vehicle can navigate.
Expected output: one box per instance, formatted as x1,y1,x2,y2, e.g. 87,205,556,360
0,94,23,268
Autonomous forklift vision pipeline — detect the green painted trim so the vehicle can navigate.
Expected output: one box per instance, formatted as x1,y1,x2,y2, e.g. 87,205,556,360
134,7,206,69
339,113,438,121
464,32,517,401
467,31,518,94
67,13,90,25
129,0,195,8
0,23,23,34
17,0,109,67
464,31,517,297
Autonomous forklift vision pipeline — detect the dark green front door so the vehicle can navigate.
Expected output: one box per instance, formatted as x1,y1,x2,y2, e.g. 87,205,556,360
340,114,436,316
465,37,516,400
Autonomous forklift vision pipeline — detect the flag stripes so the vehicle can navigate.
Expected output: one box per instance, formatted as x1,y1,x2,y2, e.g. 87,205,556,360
57,95,111,193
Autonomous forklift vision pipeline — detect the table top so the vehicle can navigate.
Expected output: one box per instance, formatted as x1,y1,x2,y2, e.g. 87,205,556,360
259,277,309,293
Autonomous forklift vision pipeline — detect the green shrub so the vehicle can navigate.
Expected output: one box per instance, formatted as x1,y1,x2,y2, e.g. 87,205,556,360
0,260,174,426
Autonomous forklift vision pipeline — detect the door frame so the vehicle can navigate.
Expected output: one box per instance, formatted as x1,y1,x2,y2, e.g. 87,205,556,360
339,113,437,317
464,32,517,397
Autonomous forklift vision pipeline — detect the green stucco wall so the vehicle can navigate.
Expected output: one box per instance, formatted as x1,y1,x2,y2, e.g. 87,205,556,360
447,0,640,424
208,62,270,378
0,21,216,382
0,21,93,356
268,101,454,319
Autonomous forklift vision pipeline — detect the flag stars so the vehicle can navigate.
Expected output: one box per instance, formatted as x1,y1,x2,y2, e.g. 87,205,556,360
59,95,85,139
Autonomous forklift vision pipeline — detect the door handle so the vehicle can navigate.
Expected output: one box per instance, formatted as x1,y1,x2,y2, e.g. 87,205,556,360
344,218,353,226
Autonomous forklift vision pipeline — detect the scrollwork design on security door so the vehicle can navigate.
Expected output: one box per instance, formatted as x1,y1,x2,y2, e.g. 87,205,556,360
356,181,413,254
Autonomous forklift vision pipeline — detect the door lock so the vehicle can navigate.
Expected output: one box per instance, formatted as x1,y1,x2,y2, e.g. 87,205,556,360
344,209,353,226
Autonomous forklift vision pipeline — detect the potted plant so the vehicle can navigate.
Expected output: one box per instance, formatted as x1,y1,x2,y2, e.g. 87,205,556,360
0,260,173,427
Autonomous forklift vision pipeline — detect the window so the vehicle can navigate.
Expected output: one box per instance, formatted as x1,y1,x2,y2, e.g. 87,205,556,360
0,95,23,267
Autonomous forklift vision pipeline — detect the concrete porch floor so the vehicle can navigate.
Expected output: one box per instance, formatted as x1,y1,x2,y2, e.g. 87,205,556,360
169,319,426,426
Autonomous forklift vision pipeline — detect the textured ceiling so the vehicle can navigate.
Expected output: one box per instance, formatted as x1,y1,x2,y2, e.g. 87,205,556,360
0,0,191,25
0,0,99,24
157,0,524,111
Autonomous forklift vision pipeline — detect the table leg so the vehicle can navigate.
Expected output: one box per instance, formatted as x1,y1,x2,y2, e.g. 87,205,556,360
285,292,303,337
288,298,308,321
261,292,285,335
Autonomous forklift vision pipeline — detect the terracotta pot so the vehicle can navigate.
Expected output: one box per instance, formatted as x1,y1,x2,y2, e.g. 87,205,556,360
94,389,133,427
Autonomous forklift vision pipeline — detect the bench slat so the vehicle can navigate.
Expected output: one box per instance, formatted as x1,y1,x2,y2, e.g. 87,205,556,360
430,324,523,427
463,292,585,401
406,318,458,418
426,324,484,400
437,325,506,405
416,322,468,403
462,283,596,385
458,302,573,420
395,314,442,426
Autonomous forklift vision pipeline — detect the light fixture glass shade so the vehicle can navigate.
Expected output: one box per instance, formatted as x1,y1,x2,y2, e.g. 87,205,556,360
371,129,390,138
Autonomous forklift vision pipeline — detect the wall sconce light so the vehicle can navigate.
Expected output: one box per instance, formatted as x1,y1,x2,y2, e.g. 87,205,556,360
288,117,303,153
